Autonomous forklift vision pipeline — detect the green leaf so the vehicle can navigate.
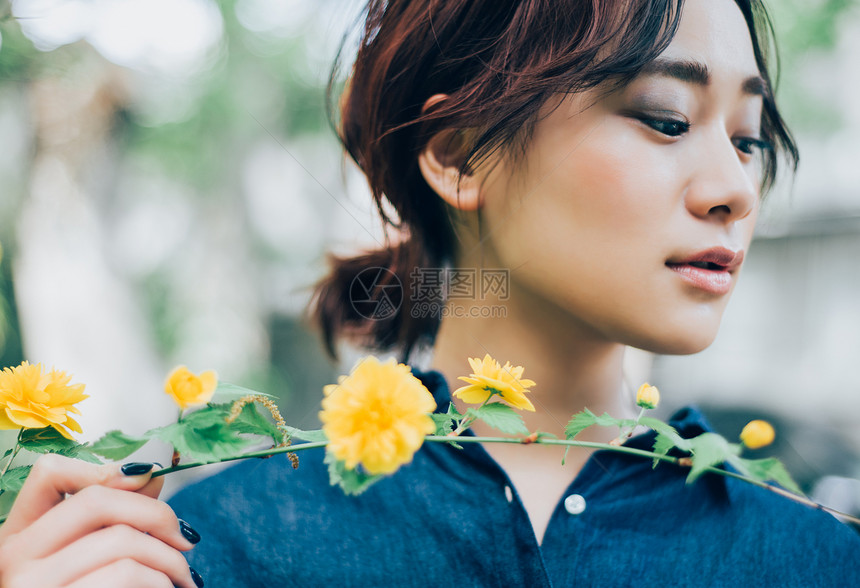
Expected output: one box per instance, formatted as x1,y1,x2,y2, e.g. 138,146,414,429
19,427,77,453
593,412,628,429
91,430,149,461
0,466,31,493
431,413,454,436
282,426,327,443
641,417,692,469
228,402,284,442
214,381,277,401
18,427,102,464
467,403,529,436
51,444,103,464
730,456,804,496
149,421,259,462
686,433,738,484
565,410,597,439
324,451,382,496
147,403,269,463
430,402,462,436
652,433,678,469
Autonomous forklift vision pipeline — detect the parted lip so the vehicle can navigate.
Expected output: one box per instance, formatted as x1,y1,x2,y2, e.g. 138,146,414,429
666,247,745,272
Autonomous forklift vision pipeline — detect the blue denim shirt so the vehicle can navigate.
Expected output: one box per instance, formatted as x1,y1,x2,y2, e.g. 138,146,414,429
169,367,860,587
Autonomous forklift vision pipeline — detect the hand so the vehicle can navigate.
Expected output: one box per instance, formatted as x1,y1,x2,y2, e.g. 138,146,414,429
0,454,203,587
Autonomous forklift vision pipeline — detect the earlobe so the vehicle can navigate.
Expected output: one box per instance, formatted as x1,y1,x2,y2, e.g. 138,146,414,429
417,129,483,212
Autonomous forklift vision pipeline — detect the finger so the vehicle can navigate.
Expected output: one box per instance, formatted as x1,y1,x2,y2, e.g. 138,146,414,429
62,558,175,588
136,473,165,500
0,455,158,538
42,525,200,588
5,485,197,562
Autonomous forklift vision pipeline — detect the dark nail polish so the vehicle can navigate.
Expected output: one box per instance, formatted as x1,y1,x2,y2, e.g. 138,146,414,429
178,519,201,544
120,462,154,476
190,567,204,587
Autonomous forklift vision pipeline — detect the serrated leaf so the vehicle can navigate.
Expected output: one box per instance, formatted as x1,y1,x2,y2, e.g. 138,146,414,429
565,410,597,439
467,403,528,436
147,415,260,463
214,382,277,401
19,427,77,453
324,451,382,495
0,466,31,493
282,426,327,443
51,444,103,464
593,412,628,428
730,456,804,496
652,432,678,469
91,430,149,461
687,432,737,484
17,427,102,463
228,402,284,442
640,417,692,465
430,412,454,436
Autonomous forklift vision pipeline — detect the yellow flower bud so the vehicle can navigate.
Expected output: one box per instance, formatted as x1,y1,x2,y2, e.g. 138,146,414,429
740,419,775,449
636,383,660,409
165,366,218,410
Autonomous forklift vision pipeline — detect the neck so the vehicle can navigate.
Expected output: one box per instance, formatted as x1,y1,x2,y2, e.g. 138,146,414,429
428,280,638,439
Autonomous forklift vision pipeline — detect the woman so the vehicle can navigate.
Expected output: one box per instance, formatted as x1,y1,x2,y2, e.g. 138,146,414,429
1,0,857,586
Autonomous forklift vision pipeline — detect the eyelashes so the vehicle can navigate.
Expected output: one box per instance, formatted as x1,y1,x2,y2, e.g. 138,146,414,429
733,137,772,155
633,113,772,156
639,117,690,137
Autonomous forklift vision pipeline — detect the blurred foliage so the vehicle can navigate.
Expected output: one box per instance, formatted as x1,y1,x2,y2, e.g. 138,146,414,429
767,0,859,134
0,0,855,400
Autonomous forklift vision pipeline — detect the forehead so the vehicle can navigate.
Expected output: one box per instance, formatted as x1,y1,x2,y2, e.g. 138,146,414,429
659,0,759,79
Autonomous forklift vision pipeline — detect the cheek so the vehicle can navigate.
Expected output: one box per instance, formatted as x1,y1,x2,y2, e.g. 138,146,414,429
518,129,684,259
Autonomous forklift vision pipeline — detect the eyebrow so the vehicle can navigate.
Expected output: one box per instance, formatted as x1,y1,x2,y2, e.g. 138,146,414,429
638,57,768,97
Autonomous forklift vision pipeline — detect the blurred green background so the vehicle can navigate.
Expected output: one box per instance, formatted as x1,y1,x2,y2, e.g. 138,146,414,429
1,0,859,514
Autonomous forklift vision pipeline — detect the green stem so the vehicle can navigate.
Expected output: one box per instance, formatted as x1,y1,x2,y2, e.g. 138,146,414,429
427,435,860,527
150,441,328,478
0,429,24,479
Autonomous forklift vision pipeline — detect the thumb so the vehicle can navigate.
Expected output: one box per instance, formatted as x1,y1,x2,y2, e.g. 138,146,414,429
0,455,160,538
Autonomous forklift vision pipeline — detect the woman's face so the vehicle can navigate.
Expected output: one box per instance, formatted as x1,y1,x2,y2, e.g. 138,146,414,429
471,0,766,354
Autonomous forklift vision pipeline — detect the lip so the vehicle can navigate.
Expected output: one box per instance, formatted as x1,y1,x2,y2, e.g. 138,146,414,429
665,247,745,295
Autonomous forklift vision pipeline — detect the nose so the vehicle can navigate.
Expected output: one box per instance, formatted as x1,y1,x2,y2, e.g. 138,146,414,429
684,133,759,224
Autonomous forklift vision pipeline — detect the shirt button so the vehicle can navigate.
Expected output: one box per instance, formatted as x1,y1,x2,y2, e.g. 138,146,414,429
564,494,586,515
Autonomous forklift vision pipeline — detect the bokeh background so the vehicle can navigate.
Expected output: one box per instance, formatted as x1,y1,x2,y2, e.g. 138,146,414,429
1,0,858,515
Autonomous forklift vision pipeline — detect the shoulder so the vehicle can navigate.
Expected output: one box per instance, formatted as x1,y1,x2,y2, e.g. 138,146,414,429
723,476,860,563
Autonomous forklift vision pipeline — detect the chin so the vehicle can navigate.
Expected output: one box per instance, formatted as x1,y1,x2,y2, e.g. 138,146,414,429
624,324,720,356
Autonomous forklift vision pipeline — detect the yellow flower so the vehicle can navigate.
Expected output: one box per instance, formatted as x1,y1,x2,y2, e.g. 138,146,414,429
452,354,536,411
165,365,218,410
0,361,88,439
320,356,436,475
636,383,660,409
740,419,775,449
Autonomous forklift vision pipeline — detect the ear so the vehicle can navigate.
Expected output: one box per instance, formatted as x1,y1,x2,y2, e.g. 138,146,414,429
417,94,482,212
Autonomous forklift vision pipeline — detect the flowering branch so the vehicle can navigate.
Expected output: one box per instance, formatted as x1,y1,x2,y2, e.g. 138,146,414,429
1,355,858,534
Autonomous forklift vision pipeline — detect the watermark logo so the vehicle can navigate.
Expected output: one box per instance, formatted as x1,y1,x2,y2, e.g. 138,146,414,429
410,268,509,319
349,267,510,321
349,267,403,320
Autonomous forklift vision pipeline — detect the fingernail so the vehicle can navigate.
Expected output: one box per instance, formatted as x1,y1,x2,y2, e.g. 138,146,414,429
120,462,154,476
190,567,204,587
178,519,201,544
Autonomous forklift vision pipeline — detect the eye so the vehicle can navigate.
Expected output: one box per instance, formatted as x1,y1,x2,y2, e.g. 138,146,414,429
639,117,691,138
733,137,772,156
